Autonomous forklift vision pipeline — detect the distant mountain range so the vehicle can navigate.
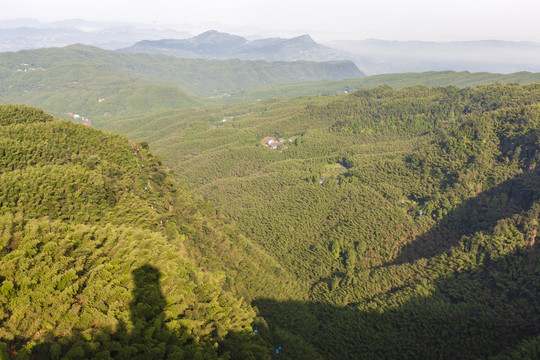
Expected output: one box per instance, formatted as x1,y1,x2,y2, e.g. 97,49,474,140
118,31,540,75
119,30,354,63
2,19,540,75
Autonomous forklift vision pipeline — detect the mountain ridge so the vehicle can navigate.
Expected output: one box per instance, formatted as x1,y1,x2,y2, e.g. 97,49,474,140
119,30,357,63
0,44,364,119
2,18,540,74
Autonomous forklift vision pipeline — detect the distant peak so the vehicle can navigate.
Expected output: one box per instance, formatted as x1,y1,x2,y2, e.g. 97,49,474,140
197,29,224,37
293,34,315,43
195,30,244,40
63,43,94,50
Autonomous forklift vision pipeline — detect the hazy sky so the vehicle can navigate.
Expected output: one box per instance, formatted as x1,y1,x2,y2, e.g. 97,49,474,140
3,0,540,41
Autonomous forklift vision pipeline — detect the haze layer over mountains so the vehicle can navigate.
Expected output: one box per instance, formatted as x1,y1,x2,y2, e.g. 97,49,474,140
2,19,540,75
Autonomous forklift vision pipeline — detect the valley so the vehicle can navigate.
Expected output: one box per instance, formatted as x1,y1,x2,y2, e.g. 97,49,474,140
92,83,540,358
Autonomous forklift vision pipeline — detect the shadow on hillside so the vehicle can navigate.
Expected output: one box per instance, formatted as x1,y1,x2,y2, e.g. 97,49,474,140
253,241,540,359
6,175,539,359
391,170,540,266
19,244,535,360
250,171,540,359
10,264,268,360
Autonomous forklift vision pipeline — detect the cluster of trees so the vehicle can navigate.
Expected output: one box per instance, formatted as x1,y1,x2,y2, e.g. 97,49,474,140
104,83,540,358
0,105,291,359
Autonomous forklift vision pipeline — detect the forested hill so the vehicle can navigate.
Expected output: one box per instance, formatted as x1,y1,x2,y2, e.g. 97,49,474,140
3,45,540,126
0,44,362,117
100,83,540,359
1,85,539,359
223,70,540,103
0,105,311,359
3,44,540,124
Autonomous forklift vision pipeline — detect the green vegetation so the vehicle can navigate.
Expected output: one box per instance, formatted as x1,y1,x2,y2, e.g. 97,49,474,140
223,70,540,103
2,44,540,125
101,83,540,359
1,52,540,357
0,104,312,359
0,45,361,119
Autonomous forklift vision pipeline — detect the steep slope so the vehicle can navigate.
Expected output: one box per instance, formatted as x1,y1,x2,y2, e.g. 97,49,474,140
120,30,357,63
98,83,540,359
0,105,309,359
